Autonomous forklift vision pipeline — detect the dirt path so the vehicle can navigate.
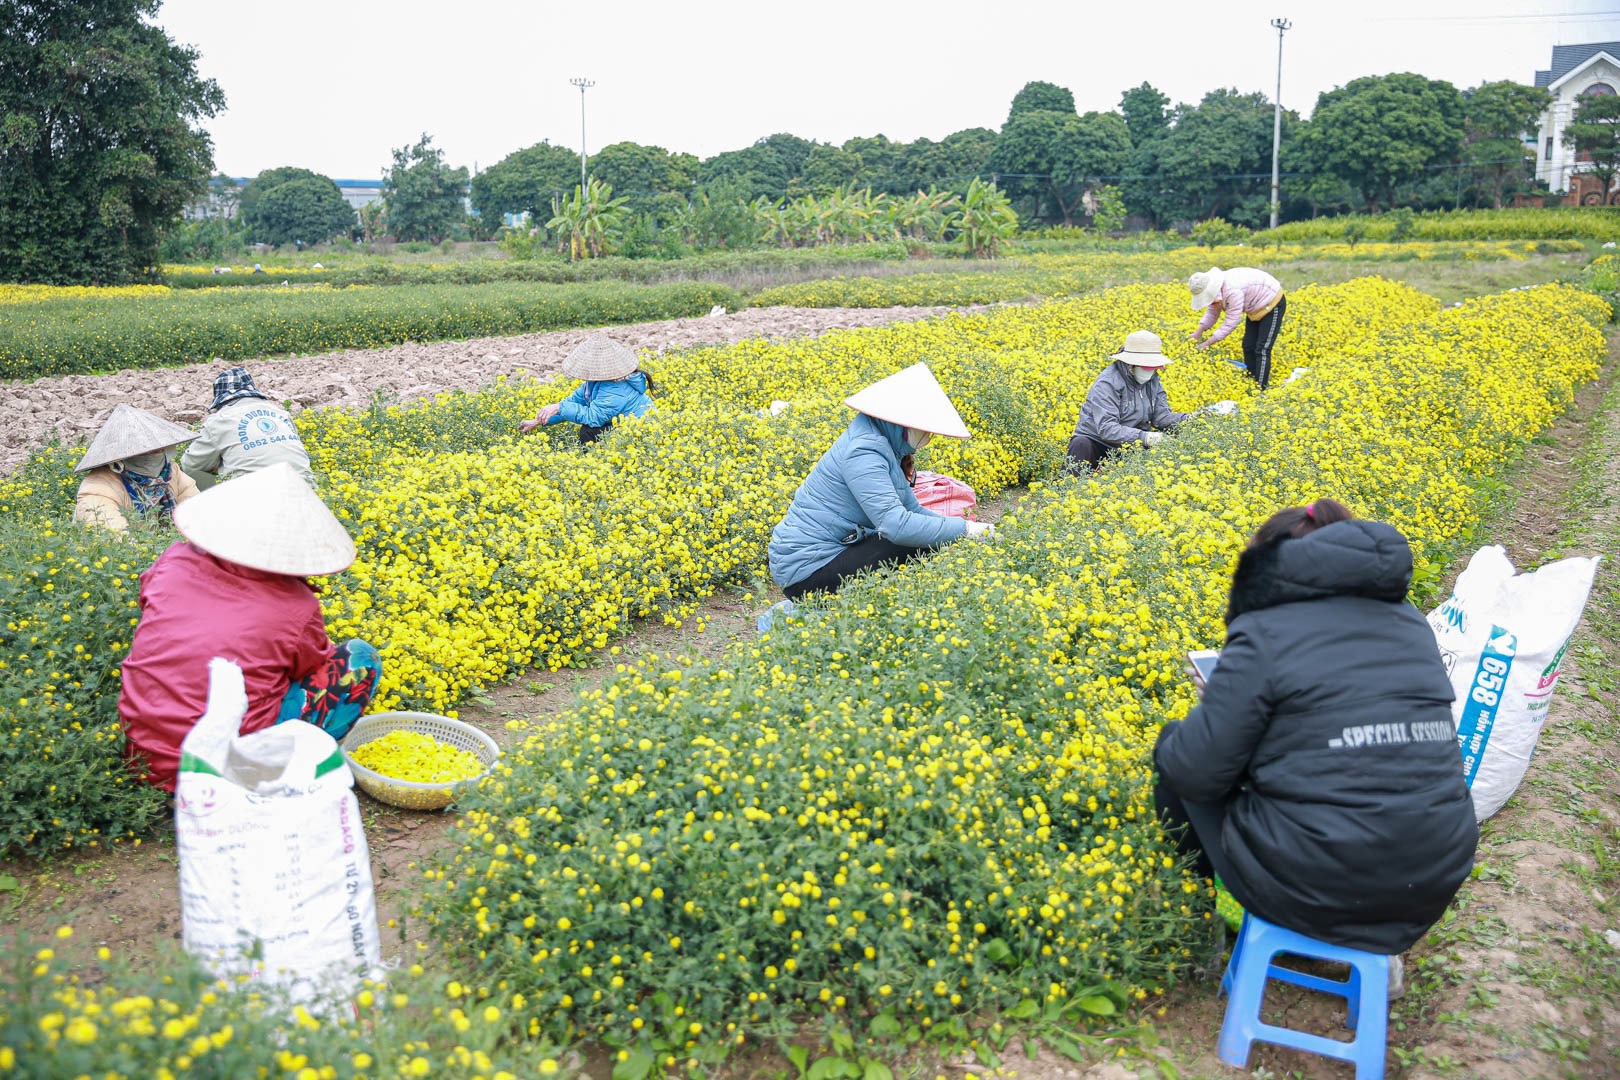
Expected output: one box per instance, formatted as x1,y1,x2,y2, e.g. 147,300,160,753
0,303,976,475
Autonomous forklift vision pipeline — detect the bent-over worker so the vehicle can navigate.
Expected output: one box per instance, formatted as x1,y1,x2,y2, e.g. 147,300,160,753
119,463,381,791
180,366,316,488
768,362,994,600
1067,330,1190,472
73,404,200,533
519,334,656,445
1187,265,1286,389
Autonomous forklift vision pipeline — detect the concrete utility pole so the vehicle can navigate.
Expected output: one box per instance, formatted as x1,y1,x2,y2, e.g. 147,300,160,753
570,77,594,193
1269,18,1291,229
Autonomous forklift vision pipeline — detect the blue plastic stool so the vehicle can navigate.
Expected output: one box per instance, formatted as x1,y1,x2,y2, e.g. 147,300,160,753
757,599,800,634
1218,912,1390,1080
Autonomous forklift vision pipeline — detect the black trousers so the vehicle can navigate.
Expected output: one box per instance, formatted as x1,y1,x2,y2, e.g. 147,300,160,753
1064,433,1111,474
1154,774,1239,886
1241,294,1286,390
579,422,611,445
783,535,929,601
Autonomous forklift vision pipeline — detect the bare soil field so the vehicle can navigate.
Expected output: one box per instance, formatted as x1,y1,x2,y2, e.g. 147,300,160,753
0,303,977,475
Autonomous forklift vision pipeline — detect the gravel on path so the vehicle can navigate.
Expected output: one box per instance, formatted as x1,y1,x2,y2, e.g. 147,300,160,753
0,304,976,475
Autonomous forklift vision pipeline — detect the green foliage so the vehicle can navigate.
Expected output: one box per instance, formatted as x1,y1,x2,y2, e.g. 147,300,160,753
468,140,580,231
1,931,572,1076
0,0,225,284
243,175,356,247
0,280,740,379
954,179,1018,256
0,495,170,854
1189,218,1249,248
1565,92,1620,200
1465,81,1552,209
1151,90,1290,228
1307,73,1466,211
989,110,1130,226
546,179,632,260
1385,207,1416,243
1007,80,1076,123
1090,185,1128,234
1119,83,1171,146
588,141,699,216
1257,206,1620,243
382,134,469,243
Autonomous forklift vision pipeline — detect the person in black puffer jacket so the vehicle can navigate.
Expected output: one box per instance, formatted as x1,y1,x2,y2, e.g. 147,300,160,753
1154,498,1478,970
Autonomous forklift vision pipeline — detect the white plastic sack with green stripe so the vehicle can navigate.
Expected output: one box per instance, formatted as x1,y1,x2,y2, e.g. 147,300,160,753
176,658,380,1004
1427,547,1601,821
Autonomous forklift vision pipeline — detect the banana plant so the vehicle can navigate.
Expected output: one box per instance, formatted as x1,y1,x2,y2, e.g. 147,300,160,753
952,178,1018,257
546,178,631,260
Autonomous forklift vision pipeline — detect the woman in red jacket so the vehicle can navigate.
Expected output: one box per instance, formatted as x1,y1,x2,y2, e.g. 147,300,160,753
118,463,381,791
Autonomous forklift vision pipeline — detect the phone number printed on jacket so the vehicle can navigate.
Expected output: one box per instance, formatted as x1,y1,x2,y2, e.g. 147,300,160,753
237,408,299,451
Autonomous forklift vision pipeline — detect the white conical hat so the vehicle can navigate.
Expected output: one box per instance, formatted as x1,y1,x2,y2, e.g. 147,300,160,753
842,362,971,439
1187,267,1225,311
562,334,640,381
174,463,356,577
75,404,194,472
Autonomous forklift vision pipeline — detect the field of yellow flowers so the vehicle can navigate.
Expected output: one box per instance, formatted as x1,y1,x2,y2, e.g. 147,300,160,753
0,275,1608,1076
419,282,1607,1071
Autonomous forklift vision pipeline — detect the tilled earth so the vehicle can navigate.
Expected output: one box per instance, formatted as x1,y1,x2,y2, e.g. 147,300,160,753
0,303,976,474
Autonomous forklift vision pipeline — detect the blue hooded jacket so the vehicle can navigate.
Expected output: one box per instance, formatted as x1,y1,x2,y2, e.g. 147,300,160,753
768,413,968,590
547,371,654,429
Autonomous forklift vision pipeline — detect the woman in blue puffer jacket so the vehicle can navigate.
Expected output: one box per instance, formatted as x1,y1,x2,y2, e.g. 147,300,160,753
519,334,655,444
769,363,996,600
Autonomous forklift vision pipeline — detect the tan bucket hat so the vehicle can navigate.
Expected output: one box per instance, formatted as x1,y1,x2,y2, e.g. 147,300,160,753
562,334,640,381
1110,330,1173,367
842,362,971,439
75,404,195,472
174,462,356,577
1187,267,1225,311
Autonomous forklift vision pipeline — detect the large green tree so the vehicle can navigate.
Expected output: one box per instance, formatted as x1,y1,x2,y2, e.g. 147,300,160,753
244,175,355,246
1307,72,1464,212
470,141,580,227
588,141,698,216
382,134,469,242
0,0,224,283
1565,91,1620,204
988,109,1131,225
1007,81,1075,124
1463,81,1550,208
698,133,814,198
1118,82,1172,225
1153,89,1288,226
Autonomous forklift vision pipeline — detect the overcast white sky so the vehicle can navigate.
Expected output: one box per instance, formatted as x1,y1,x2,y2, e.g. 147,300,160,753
152,0,1620,181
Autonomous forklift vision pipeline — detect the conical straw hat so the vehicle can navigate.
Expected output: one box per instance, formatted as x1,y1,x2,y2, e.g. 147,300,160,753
842,362,971,439
562,334,640,381
75,404,195,472
174,463,356,577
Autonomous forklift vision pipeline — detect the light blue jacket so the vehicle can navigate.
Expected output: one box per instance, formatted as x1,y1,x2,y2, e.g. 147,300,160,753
768,413,968,589
547,372,654,429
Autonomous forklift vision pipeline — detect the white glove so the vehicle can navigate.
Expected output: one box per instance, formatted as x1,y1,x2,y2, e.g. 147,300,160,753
965,520,997,541
1201,400,1238,416
1142,431,1165,447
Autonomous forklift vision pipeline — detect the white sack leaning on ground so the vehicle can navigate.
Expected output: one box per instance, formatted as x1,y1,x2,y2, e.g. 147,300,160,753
1427,546,1602,821
176,658,381,1004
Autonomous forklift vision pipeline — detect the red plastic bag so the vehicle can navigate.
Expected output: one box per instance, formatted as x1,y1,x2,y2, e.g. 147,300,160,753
913,470,977,519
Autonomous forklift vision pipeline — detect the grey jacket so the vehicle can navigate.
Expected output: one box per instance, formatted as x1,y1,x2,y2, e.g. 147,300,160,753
1074,361,1189,447
180,397,316,487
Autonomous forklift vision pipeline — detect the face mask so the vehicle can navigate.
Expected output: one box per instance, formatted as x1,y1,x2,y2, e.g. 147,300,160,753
119,450,170,477
904,427,933,451
1131,366,1160,384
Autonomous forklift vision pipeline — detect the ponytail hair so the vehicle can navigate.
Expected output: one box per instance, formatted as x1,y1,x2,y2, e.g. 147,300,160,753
1249,498,1353,548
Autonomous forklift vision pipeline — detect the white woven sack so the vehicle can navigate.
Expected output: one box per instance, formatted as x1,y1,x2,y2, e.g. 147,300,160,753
175,659,380,1006
1427,546,1601,821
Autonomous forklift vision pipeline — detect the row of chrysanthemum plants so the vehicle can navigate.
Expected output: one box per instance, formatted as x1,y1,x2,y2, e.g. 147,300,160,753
0,278,1441,855
418,284,1607,1074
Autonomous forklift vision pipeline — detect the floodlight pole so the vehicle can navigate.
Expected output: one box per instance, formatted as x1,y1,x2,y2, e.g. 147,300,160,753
1269,18,1291,229
570,77,594,193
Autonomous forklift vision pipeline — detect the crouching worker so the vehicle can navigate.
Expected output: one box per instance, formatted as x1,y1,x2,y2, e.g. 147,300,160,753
119,462,381,791
74,404,200,532
768,363,995,601
1187,265,1286,389
181,366,316,488
1066,330,1190,472
1153,499,1477,997
518,334,655,445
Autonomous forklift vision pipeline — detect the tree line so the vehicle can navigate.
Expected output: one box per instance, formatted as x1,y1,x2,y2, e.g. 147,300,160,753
5,0,1618,282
